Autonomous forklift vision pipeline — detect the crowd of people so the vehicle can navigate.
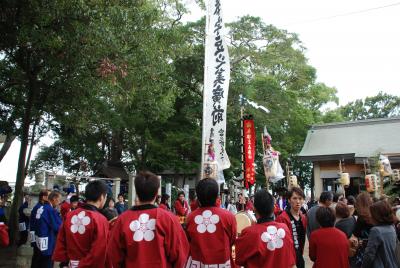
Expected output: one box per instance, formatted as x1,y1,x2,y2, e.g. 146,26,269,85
0,171,399,268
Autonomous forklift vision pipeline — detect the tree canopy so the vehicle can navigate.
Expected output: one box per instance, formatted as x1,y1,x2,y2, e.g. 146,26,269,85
2,0,399,243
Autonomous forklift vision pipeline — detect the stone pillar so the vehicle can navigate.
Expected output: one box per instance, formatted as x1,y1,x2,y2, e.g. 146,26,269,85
166,183,172,208
128,174,136,206
45,172,55,190
314,163,323,199
184,184,189,203
157,176,162,196
112,178,121,201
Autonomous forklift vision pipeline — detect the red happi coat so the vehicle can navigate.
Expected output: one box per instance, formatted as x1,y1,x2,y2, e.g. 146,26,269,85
276,210,307,254
52,205,109,268
106,205,189,268
0,222,9,247
174,200,189,216
185,206,237,267
235,221,296,268
309,227,349,268
159,204,169,211
60,201,71,221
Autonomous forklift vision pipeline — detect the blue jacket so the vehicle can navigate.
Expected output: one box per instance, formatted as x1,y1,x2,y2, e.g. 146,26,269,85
29,202,41,247
32,202,62,256
115,202,128,214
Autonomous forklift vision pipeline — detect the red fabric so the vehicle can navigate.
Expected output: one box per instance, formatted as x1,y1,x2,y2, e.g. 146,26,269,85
215,198,221,208
190,200,199,212
159,204,168,210
52,207,109,267
309,227,349,268
243,119,256,188
235,221,296,268
245,200,254,211
106,207,189,268
273,204,282,217
0,222,9,247
174,200,189,216
276,210,307,254
60,201,71,221
186,207,236,267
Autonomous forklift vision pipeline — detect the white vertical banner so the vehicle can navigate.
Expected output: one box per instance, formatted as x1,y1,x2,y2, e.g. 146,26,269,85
201,0,231,177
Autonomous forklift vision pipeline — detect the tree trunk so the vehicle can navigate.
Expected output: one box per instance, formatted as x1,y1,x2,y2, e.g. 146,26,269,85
8,87,35,245
24,119,39,175
0,134,16,162
110,130,123,162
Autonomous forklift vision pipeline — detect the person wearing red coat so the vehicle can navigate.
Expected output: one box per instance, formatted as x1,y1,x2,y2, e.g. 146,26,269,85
174,192,189,224
0,222,9,247
309,206,349,268
235,189,296,268
273,202,282,217
185,179,237,267
159,194,171,211
107,171,189,268
52,181,109,268
276,187,307,268
190,198,199,212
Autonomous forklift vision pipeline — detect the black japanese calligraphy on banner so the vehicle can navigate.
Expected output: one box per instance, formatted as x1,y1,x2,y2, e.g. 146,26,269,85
201,0,231,172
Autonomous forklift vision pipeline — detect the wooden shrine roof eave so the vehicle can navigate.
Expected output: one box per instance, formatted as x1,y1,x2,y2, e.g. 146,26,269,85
297,153,355,162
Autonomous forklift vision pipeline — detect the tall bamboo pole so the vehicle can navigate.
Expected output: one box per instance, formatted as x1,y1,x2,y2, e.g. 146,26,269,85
261,133,269,191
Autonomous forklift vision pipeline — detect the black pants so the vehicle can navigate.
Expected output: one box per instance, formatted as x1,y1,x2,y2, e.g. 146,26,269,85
31,247,53,268
296,249,305,268
17,231,28,247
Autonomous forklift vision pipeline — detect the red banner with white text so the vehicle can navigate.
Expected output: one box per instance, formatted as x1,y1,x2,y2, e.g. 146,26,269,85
243,118,256,188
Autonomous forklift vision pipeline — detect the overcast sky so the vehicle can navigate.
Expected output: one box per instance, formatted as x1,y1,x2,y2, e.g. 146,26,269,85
1,0,400,182
184,0,400,105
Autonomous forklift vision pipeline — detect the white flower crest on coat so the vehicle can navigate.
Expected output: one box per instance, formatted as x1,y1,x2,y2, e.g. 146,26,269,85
70,211,91,234
194,210,220,234
130,213,156,242
261,225,286,251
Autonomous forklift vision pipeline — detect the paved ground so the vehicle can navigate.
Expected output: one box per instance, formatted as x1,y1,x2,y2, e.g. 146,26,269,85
304,239,314,268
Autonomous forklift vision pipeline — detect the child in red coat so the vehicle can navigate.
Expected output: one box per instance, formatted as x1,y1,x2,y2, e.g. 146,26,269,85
309,206,349,268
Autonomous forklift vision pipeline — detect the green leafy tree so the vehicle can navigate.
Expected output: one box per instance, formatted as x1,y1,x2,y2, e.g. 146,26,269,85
322,92,400,123
1,0,150,243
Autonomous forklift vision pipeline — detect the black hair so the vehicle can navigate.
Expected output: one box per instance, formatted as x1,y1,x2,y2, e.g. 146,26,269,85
118,193,124,198
177,191,185,197
161,194,170,205
346,195,356,206
84,180,108,202
333,193,343,203
196,179,218,207
106,197,115,207
70,195,79,203
316,207,335,227
287,187,305,199
319,191,333,204
254,189,274,218
101,208,118,221
134,171,160,202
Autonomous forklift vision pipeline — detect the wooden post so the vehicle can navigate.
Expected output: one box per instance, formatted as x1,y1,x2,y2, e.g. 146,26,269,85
261,133,269,191
241,106,245,189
